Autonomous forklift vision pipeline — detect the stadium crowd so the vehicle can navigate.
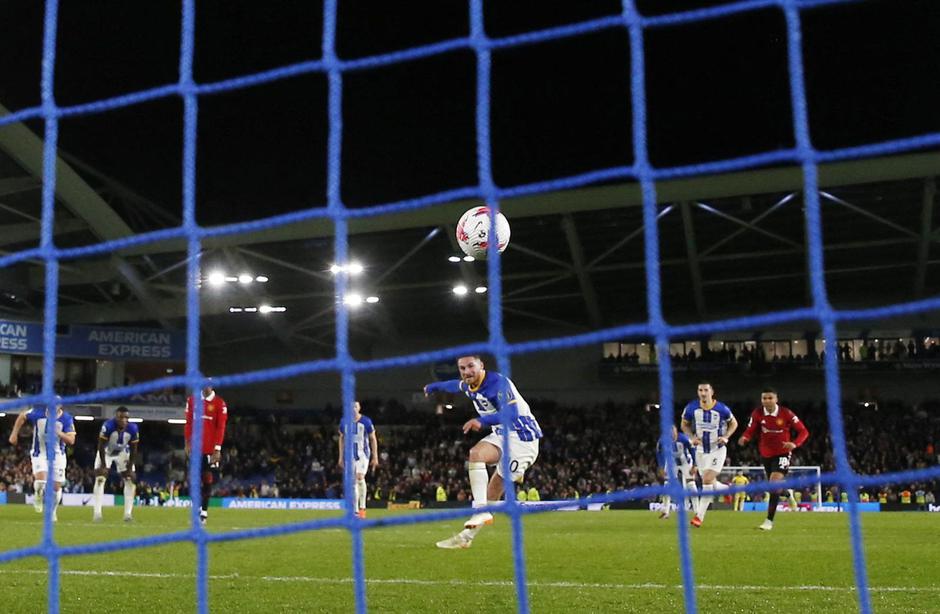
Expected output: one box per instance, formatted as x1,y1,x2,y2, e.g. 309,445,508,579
0,397,938,507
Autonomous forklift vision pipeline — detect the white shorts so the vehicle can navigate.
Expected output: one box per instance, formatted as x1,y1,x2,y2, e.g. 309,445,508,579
353,456,370,477
665,464,695,485
481,431,539,483
95,452,135,474
695,446,728,475
31,455,66,483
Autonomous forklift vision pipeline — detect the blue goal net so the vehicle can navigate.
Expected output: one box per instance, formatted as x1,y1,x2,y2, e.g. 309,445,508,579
1,0,940,613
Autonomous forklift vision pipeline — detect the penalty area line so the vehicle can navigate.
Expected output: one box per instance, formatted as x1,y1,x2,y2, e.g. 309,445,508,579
0,569,936,593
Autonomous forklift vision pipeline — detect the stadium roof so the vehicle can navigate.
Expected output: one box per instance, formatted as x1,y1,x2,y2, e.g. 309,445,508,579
1,1,938,358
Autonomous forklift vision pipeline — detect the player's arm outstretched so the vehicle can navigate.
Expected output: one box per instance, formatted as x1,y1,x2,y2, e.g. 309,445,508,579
423,379,463,396
7,410,28,445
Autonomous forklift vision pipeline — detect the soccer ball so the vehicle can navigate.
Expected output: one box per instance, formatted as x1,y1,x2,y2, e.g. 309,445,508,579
456,206,511,260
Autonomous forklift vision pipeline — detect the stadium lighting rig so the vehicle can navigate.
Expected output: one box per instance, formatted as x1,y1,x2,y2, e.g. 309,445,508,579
229,305,287,314
342,293,380,307
330,262,364,275
206,271,269,287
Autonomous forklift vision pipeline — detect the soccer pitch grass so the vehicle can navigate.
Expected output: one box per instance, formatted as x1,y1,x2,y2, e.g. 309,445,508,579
1,507,937,613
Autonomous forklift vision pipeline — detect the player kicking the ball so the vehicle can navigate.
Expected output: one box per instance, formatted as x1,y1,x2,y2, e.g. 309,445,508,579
425,355,542,549
681,381,738,527
738,387,809,531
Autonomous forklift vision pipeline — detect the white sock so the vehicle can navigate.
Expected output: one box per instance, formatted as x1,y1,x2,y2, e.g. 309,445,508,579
468,462,488,510
459,526,481,541
356,478,366,511
698,483,715,519
124,481,136,517
53,487,62,512
661,495,671,514
93,476,106,516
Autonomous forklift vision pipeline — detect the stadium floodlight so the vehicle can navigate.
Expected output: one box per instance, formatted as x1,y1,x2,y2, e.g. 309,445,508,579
462,255,475,262
347,262,364,275
444,404,453,409
0,412,7,418
224,276,238,282
207,271,226,287
244,307,258,313
259,305,273,314
74,415,94,421
330,264,343,274
238,273,254,284
128,418,143,423
475,286,487,294
229,307,243,313
365,296,379,304
255,275,269,282
344,293,363,307
167,419,187,425
452,285,468,296
448,256,462,263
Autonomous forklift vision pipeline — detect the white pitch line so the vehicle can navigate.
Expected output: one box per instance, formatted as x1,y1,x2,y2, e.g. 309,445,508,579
0,569,937,593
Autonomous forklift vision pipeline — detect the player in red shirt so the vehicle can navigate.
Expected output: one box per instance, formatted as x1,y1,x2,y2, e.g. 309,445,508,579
185,381,228,526
737,387,809,531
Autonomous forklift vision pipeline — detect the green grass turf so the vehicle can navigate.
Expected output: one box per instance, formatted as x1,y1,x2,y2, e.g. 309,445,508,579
0,505,937,613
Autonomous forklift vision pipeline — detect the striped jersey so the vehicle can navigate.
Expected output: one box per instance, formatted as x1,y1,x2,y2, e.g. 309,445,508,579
656,432,695,472
681,400,734,454
99,419,140,456
339,415,375,461
425,371,543,441
27,407,75,458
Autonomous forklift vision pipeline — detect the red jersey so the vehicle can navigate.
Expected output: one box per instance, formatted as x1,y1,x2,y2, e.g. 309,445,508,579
184,393,229,455
740,405,809,458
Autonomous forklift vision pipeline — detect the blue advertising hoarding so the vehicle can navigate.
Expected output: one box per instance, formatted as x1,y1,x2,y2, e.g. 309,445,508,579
0,319,184,362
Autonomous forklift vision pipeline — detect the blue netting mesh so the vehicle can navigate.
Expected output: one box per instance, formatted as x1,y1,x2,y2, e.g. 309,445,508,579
1,0,940,612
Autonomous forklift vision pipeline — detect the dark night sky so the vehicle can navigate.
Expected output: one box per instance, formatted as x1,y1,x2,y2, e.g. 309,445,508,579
1,0,938,227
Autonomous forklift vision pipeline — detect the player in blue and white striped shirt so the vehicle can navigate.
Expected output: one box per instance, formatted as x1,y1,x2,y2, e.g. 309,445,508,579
338,401,378,519
7,398,76,522
681,381,738,527
425,354,543,549
93,406,140,522
655,425,697,519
